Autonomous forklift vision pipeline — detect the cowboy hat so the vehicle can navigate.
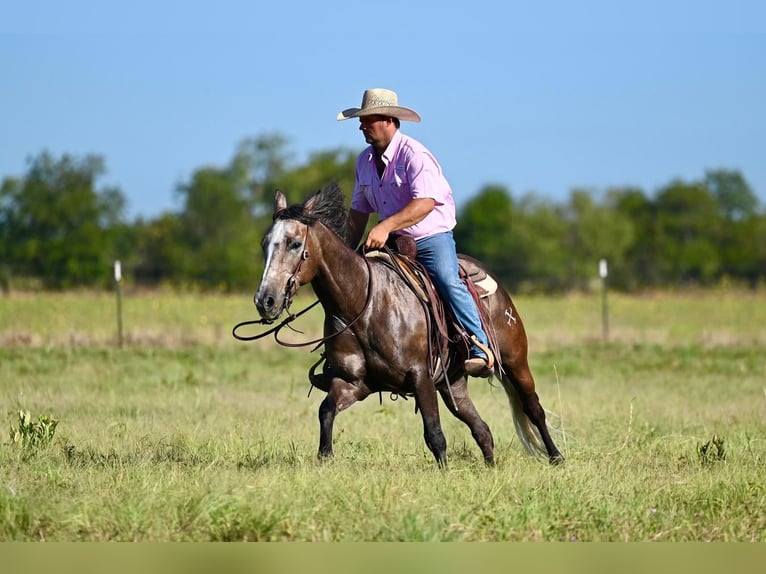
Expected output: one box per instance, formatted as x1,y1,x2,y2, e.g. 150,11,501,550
336,88,421,122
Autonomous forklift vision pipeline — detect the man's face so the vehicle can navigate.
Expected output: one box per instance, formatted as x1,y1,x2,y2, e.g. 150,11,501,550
358,115,393,147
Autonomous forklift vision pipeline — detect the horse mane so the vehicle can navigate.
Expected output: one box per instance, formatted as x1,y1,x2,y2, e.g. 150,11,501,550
276,182,348,241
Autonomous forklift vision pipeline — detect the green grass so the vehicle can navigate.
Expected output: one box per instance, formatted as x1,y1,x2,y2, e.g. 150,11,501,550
0,289,764,540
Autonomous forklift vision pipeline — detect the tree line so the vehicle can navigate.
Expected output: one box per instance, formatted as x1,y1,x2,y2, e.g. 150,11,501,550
2,134,764,293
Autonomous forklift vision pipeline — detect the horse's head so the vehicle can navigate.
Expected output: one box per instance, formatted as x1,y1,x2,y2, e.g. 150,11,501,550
254,191,312,321
254,184,347,321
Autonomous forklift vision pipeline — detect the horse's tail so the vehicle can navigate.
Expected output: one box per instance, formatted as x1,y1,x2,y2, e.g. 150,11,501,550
499,373,557,458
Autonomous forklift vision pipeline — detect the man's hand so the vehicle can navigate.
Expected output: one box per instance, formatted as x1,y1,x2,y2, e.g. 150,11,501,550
364,222,392,250
362,198,435,250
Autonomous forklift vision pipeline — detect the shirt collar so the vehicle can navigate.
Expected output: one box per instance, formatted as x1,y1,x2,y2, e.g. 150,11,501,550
367,129,403,165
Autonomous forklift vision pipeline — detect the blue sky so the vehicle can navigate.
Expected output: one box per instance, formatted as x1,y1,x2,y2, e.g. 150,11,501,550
2,1,765,219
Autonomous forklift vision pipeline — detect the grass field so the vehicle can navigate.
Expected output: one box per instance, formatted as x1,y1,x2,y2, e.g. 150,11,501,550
0,288,764,541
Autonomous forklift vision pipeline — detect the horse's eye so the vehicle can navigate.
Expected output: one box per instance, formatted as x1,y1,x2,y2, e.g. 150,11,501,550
289,239,302,251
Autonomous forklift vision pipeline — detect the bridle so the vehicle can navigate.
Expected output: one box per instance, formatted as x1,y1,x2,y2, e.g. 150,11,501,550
232,223,375,349
280,224,310,314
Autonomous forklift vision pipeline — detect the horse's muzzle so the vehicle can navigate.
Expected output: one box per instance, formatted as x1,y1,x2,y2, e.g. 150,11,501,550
254,288,282,321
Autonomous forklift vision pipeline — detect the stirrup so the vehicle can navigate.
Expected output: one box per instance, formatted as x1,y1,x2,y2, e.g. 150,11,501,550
469,336,494,369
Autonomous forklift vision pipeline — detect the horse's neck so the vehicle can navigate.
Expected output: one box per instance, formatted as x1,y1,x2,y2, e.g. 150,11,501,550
310,225,369,316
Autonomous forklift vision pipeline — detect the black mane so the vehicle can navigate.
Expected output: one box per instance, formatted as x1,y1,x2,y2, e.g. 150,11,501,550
277,182,348,241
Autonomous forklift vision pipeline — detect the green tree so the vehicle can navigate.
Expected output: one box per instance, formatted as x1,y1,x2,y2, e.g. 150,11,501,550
607,186,657,289
565,189,635,290
174,165,261,290
133,136,357,290
511,193,571,292
231,133,293,217
705,168,759,221
271,148,357,210
0,151,125,288
718,214,766,286
654,180,723,284
131,214,186,286
455,185,520,285
703,169,763,285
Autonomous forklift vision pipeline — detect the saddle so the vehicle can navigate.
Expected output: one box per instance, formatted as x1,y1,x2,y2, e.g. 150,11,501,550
366,235,500,384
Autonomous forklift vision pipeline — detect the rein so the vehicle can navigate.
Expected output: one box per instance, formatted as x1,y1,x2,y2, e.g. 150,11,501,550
231,299,321,345
232,226,375,349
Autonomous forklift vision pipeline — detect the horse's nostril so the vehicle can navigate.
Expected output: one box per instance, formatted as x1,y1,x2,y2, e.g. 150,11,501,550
254,291,274,311
256,294,276,311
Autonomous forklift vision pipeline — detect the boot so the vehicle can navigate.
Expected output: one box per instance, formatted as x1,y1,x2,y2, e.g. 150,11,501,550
464,338,494,378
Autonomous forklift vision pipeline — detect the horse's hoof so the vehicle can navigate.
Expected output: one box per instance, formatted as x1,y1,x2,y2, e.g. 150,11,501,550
549,454,566,466
317,451,334,462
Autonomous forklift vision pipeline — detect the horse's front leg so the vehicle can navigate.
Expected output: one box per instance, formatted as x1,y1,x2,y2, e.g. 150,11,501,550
317,377,369,460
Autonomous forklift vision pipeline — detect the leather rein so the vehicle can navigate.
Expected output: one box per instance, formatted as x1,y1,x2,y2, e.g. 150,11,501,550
232,225,374,349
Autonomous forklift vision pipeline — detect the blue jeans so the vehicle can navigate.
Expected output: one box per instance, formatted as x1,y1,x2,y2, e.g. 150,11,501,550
415,231,489,358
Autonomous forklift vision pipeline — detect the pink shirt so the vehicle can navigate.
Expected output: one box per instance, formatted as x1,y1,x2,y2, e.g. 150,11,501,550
350,130,457,240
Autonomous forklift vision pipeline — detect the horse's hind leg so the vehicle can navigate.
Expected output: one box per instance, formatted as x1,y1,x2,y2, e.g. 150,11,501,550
438,378,495,465
502,361,565,465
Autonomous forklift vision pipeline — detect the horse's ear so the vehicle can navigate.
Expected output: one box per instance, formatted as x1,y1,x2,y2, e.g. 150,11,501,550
304,182,338,216
274,190,287,216
303,188,321,216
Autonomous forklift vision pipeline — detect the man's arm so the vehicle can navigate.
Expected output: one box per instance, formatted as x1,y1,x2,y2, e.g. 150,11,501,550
345,209,370,249
364,198,435,249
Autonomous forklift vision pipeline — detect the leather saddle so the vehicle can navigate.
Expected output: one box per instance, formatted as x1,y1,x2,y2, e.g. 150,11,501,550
365,235,500,383
370,236,498,301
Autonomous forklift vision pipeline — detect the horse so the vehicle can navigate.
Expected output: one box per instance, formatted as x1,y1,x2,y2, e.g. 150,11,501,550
249,182,564,468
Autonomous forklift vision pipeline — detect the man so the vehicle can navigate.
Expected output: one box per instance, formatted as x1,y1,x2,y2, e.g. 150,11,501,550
337,88,494,377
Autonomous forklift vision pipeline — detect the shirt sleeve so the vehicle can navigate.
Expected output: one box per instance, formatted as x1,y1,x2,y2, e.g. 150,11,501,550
406,150,447,206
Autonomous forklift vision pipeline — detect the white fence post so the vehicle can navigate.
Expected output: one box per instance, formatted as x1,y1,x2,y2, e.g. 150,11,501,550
599,258,609,341
114,260,124,347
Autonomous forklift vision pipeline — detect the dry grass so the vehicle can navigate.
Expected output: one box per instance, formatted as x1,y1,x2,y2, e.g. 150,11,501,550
2,287,764,349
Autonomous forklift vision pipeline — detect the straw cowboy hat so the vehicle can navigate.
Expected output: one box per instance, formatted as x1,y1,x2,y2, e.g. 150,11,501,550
336,88,421,122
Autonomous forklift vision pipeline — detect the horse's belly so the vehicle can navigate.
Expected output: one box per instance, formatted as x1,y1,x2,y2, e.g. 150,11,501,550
324,346,421,396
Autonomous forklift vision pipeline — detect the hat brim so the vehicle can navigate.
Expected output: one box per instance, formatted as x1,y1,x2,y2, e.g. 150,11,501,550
336,105,421,122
